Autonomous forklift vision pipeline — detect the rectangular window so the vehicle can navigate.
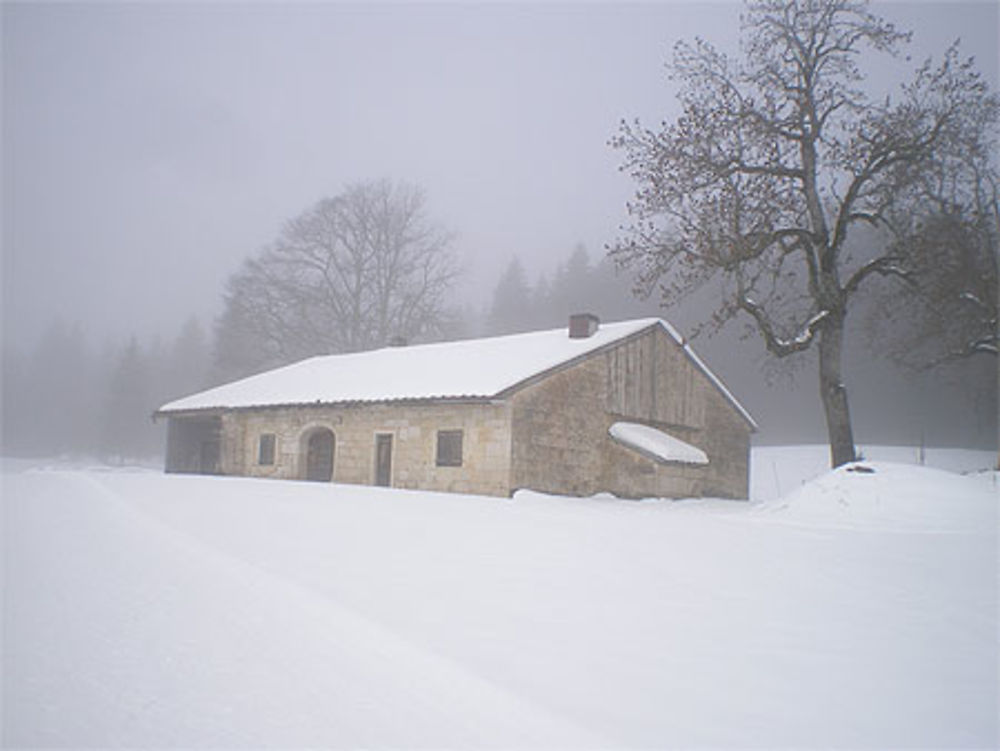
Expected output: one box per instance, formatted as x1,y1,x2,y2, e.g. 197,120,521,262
436,429,463,467
258,433,276,465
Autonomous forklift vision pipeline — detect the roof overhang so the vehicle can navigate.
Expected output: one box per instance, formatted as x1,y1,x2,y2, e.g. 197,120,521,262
609,421,710,465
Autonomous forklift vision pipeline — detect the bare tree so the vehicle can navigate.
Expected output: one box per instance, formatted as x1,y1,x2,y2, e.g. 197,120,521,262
610,0,998,467
215,180,459,378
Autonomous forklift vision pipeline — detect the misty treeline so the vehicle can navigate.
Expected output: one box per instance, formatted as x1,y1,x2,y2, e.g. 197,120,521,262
1,318,211,461
483,246,658,337
0,233,648,460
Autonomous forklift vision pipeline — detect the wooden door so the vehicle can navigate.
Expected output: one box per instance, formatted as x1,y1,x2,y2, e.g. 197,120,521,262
305,429,335,482
375,434,393,487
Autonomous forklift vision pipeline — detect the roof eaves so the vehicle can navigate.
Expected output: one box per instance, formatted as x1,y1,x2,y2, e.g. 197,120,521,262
154,393,502,418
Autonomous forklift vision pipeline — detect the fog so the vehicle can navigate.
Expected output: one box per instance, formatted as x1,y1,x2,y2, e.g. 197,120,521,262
2,1,998,454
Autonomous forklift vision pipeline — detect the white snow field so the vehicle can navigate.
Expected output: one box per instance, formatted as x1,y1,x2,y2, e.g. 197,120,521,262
3,447,997,748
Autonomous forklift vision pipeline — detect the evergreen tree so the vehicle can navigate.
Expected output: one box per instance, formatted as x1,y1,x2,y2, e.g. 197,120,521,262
102,337,156,461
486,256,535,335
13,320,98,456
164,317,211,399
1,342,30,455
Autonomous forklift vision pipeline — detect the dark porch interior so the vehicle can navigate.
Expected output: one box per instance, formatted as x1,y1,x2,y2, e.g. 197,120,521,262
165,415,222,474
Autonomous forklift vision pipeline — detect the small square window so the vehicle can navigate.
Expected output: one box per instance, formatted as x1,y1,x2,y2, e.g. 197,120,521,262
258,433,276,465
436,430,463,467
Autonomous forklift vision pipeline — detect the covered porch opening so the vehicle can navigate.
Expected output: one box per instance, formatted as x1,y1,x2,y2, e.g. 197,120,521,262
165,415,222,475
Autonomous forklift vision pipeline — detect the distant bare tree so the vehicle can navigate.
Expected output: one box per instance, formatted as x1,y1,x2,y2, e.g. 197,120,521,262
867,151,998,368
611,0,998,467
215,180,458,378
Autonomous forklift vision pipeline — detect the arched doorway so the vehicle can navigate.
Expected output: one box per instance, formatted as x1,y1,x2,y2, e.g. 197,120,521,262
303,428,335,482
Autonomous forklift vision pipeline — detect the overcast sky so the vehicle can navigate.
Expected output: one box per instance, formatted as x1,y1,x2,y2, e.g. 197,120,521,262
3,1,998,351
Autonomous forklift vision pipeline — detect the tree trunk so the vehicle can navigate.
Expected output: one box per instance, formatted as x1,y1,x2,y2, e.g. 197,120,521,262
818,317,858,467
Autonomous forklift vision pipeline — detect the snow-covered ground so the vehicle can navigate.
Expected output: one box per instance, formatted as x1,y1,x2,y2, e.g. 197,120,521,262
3,446,997,748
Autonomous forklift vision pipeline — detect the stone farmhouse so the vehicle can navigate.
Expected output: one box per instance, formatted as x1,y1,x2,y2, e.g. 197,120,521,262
154,316,757,499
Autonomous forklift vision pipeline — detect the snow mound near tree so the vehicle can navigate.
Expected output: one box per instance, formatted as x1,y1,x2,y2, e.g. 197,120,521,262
758,461,997,532
750,444,996,500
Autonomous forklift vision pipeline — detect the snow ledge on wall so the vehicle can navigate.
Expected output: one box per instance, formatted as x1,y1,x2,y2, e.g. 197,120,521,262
609,422,709,466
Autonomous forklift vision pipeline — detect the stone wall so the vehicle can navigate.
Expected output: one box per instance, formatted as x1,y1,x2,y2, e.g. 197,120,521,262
219,401,513,497
509,326,751,499
508,353,608,497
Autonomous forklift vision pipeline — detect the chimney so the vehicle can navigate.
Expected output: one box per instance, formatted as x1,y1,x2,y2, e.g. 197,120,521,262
568,313,600,339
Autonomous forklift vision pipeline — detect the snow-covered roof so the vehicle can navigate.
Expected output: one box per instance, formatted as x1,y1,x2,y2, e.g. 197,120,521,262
157,318,757,428
609,422,709,465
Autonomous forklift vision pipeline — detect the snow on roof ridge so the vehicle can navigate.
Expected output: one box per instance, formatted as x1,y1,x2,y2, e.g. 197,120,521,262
156,317,755,429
